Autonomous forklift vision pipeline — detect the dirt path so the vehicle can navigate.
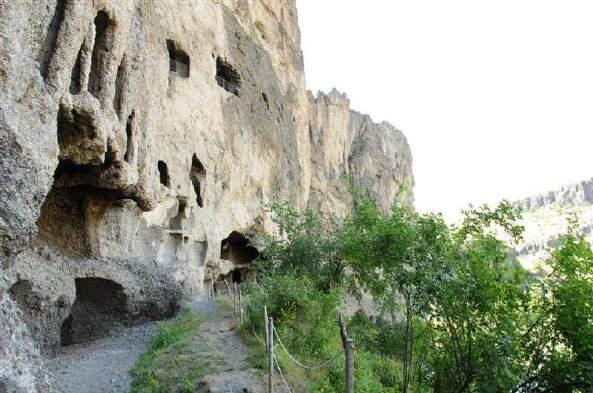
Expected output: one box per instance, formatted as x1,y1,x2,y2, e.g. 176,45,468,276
189,298,251,369
48,322,157,393
48,297,280,393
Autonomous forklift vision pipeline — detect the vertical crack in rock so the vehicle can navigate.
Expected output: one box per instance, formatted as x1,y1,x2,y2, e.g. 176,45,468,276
69,44,84,94
39,0,67,80
124,111,135,163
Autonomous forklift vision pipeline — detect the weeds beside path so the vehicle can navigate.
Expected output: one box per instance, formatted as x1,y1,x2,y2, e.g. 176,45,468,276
130,297,266,393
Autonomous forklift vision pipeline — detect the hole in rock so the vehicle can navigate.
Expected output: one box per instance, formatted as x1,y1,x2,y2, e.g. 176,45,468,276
113,55,127,116
215,57,241,96
158,160,170,187
167,39,190,78
36,184,90,255
124,111,134,163
60,314,73,346
220,231,259,265
8,280,52,351
9,280,40,317
88,10,116,98
261,92,270,110
190,154,206,207
61,277,128,346
168,198,186,231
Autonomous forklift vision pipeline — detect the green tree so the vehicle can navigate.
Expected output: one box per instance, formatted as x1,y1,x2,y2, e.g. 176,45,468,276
256,201,346,292
519,222,593,392
341,199,453,393
428,202,528,393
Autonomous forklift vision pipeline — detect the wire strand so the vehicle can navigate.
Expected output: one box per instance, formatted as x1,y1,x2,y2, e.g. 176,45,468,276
273,351,293,393
273,326,342,370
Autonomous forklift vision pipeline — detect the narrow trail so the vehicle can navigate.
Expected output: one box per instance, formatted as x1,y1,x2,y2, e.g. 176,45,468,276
47,297,277,393
49,322,157,393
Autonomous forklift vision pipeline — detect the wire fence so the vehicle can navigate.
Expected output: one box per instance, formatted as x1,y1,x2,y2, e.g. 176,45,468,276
273,326,342,371
208,278,354,393
264,307,355,393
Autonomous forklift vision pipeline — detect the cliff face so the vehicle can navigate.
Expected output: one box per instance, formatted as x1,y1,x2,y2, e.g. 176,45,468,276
512,178,593,271
0,1,413,390
308,89,414,215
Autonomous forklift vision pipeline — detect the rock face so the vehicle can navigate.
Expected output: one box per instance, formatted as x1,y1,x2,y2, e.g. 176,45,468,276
517,178,593,212
512,178,593,271
0,1,413,390
308,89,414,215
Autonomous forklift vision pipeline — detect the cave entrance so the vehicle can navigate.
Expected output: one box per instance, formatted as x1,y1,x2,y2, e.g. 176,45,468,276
158,160,170,188
167,39,190,78
220,231,259,265
228,267,253,284
215,57,241,96
60,277,128,346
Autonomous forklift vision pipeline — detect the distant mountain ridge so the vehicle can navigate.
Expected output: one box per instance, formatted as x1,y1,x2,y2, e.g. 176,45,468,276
511,177,593,271
516,177,593,211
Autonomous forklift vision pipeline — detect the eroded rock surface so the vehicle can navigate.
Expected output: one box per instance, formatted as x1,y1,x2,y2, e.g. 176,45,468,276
0,1,413,390
511,177,593,271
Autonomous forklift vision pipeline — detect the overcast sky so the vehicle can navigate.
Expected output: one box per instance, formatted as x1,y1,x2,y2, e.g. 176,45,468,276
297,0,593,218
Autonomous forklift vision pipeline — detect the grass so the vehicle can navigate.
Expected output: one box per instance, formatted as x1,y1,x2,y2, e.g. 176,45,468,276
129,308,224,393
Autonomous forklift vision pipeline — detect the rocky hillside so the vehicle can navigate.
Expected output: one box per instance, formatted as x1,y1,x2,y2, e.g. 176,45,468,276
512,178,593,271
0,1,413,391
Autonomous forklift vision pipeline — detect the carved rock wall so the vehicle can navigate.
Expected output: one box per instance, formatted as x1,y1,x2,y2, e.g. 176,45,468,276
0,1,413,390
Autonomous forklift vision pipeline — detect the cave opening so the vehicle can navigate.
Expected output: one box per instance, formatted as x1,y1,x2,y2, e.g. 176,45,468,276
190,154,206,207
158,160,170,188
60,277,128,346
167,39,190,78
215,57,241,96
220,231,259,265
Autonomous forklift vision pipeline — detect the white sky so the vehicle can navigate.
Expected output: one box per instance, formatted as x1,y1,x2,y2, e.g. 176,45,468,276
297,0,593,218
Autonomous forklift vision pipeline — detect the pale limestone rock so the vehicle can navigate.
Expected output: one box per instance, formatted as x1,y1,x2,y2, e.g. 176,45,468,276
0,1,414,390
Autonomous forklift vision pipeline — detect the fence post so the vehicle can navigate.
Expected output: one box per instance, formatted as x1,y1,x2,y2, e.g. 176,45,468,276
223,278,232,299
345,338,354,393
210,274,215,298
268,317,274,393
238,286,243,323
338,314,354,393
264,306,269,353
233,282,238,316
